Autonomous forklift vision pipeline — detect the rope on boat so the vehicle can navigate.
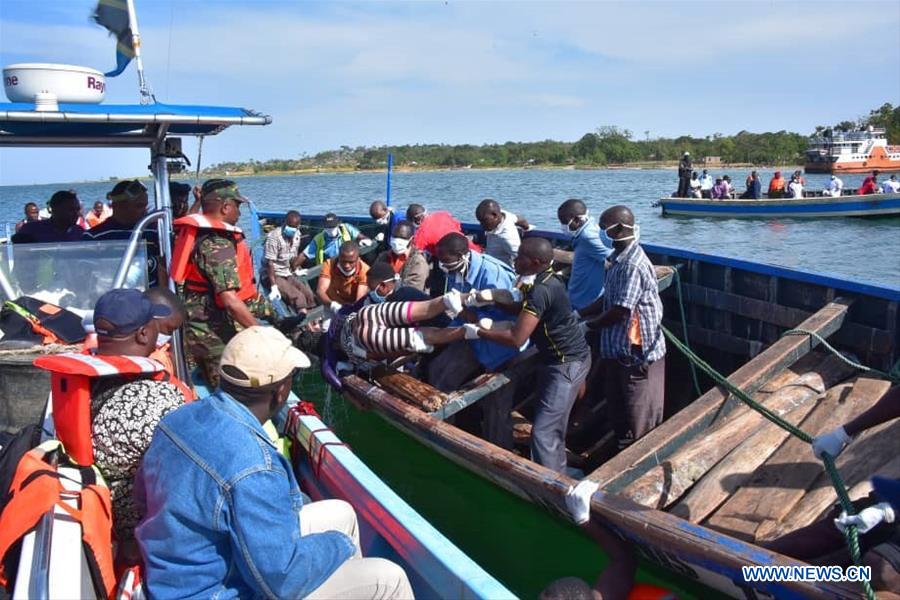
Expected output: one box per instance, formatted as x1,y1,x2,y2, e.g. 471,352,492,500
660,324,877,600
782,328,900,383
661,260,898,598
671,268,702,396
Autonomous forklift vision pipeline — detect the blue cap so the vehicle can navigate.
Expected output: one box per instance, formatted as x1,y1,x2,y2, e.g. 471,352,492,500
93,289,171,337
872,476,900,512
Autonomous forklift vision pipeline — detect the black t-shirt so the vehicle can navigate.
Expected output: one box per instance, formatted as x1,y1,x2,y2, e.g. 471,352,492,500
522,270,589,364
85,218,162,287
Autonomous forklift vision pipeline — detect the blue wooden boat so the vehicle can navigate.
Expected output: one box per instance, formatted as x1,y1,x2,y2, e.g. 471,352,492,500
657,192,900,218
0,100,512,598
260,210,899,598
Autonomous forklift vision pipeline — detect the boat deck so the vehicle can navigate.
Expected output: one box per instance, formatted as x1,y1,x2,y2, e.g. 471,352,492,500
605,353,897,543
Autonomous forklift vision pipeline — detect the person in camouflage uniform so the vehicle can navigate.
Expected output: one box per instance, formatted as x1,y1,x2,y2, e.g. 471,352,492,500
178,180,275,386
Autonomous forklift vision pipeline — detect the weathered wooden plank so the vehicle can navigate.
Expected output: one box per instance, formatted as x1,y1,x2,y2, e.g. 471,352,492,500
669,380,844,523
590,299,853,494
680,283,894,355
619,354,856,510
709,377,890,542
340,374,858,599
372,365,448,412
655,266,675,292
759,415,900,541
433,371,511,420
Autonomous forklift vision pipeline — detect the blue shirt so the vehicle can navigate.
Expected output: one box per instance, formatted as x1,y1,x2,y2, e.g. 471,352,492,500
444,251,521,370
568,221,613,310
135,391,355,600
302,223,362,263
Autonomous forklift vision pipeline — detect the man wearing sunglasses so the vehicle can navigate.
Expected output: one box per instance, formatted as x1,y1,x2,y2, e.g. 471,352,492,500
86,180,164,287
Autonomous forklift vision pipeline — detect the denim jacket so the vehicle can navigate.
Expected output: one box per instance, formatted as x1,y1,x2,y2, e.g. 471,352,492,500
134,390,355,599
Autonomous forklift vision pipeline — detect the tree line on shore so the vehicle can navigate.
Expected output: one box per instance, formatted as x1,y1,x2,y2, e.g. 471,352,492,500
207,103,899,174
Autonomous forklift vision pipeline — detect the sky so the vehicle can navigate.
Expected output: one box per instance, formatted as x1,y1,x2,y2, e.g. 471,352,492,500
0,0,898,185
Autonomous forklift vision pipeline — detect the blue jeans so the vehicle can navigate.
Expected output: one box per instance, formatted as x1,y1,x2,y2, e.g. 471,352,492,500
531,356,592,473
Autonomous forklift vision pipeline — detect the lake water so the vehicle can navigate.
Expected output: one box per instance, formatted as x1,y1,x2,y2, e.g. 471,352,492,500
1,168,898,287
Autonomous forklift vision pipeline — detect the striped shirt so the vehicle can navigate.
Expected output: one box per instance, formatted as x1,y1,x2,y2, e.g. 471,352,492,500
599,242,665,362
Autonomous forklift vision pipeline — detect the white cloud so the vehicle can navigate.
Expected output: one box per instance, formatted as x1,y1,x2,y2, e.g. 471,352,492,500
1,0,897,185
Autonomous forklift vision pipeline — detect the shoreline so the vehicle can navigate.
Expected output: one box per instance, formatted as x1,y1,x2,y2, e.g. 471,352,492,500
198,161,805,180
1,162,808,187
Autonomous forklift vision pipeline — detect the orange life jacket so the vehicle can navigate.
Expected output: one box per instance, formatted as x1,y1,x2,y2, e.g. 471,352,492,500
0,446,117,599
170,214,258,308
769,177,785,192
32,353,193,466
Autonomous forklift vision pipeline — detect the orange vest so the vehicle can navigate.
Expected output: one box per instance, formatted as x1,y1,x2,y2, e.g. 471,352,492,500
170,214,258,308
32,353,193,466
0,446,116,599
769,177,785,192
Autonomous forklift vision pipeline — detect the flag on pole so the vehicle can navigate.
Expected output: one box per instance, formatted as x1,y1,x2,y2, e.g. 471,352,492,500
93,0,135,77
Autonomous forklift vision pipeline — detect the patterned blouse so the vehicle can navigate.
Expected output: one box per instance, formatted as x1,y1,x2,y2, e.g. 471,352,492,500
91,377,185,543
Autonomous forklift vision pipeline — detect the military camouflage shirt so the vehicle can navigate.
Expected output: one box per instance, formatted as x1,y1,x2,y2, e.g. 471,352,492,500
182,233,274,324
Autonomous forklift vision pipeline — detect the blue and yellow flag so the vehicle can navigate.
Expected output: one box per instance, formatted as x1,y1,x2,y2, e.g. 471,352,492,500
93,0,135,77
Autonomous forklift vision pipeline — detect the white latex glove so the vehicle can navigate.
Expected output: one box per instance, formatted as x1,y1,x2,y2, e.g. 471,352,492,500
375,232,385,243
463,323,480,340
835,502,895,534
292,268,308,278
477,317,494,330
443,289,464,318
565,480,599,525
360,238,374,248
267,286,282,302
465,289,494,307
812,426,852,460
329,301,343,314
509,289,523,303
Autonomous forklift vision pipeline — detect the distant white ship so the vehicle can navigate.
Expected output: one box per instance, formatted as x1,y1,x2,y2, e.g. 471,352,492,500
804,126,900,173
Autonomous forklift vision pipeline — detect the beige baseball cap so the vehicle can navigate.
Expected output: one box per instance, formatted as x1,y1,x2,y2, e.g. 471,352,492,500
219,326,311,388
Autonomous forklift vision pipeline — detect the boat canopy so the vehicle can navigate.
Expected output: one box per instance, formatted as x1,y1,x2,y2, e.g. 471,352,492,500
0,102,271,147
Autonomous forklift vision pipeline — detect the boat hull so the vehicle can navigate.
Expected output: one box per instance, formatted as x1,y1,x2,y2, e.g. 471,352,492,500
333,235,898,600
658,193,900,218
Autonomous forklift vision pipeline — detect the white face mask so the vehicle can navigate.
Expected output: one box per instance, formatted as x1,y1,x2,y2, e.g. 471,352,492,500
325,226,340,237
518,273,537,286
157,333,172,346
375,212,391,225
390,237,410,254
560,211,589,238
337,262,357,276
605,222,640,243
438,252,469,274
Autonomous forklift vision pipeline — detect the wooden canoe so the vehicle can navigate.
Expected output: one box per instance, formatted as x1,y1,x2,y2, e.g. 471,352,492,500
656,192,900,218
267,212,898,599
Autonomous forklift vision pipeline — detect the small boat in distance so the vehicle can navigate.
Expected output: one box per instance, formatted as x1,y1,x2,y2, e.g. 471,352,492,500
804,126,900,174
657,191,900,218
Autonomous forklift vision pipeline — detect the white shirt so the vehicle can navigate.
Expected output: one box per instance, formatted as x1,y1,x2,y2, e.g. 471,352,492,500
881,180,900,193
484,210,521,267
828,177,843,194
788,181,804,198
699,175,713,190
